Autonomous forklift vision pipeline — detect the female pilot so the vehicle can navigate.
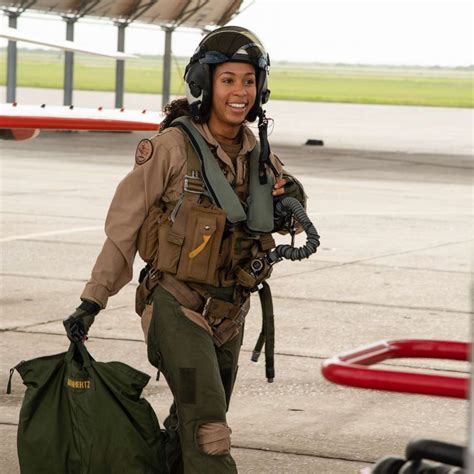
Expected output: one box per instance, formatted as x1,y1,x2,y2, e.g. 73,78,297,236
64,26,306,473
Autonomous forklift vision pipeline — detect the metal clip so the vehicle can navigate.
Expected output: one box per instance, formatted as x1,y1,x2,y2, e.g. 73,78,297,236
184,170,204,194
202,297,213,318
170,195,184,222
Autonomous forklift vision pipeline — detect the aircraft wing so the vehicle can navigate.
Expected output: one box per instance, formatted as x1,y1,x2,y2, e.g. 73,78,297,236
0,104,161,140
0,27,137,59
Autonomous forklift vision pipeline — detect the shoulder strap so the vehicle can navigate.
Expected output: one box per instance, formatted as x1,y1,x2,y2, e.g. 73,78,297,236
171,116,247,225
246,145,275,233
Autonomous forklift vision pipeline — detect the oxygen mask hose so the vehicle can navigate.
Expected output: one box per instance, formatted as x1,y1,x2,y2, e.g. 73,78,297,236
250,198,319,383
268,196,320,264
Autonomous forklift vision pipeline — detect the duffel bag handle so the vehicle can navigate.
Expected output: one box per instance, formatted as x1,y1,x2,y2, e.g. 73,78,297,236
65,342,92,368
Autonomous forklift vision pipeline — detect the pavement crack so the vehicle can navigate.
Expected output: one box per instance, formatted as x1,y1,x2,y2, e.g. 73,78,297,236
269,351,468,374
324,149,473,170
4,329,145,344
0,273,88,283
273,238,473,280
272,295,472,315
0,211,103,221
1,226,104,243
0,306,132,332
19,239,101,247
348,238,473,266
287,258,469,275
233,444,373,464
0,317,63,332
0,273,138,288
4,188,91,197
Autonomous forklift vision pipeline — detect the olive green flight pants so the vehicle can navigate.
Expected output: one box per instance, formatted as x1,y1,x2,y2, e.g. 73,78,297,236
147,285,243,474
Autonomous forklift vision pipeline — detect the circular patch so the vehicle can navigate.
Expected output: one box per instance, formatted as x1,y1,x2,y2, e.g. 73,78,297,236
135,139,154,165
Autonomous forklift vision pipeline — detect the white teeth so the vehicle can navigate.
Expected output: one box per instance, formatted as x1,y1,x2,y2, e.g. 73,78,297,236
228,103,246,109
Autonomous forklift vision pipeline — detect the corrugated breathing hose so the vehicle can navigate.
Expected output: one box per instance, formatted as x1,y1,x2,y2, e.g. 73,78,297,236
268,196,320,263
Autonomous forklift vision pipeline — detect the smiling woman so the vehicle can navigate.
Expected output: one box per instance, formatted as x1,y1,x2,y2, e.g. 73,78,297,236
63,25,310,474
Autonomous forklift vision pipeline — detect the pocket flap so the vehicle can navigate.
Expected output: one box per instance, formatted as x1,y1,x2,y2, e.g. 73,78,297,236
168,230,184,246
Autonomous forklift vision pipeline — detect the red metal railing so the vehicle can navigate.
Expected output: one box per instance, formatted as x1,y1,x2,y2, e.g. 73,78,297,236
321,340,469,399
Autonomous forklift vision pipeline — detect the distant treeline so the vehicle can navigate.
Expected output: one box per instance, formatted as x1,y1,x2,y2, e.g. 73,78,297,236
0,48,472,107
0,48,472,71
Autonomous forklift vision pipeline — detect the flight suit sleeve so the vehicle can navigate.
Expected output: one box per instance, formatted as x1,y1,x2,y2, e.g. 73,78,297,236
80,135,186,308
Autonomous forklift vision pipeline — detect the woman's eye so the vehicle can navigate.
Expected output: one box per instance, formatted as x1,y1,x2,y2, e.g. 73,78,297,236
220,77,255,85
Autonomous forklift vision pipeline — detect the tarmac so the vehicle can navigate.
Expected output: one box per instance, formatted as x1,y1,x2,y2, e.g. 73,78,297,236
0,88,473,473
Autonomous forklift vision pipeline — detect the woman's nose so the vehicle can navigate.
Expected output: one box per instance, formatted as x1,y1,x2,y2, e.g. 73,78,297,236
232,81,247,96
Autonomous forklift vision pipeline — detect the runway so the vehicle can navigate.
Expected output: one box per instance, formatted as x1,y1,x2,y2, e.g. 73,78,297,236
0,95,472,472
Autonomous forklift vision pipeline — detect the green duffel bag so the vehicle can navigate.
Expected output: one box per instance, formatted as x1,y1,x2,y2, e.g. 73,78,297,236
9,341,167,474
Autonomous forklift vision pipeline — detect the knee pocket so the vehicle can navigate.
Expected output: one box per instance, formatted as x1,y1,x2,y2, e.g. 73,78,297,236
197,421,232,455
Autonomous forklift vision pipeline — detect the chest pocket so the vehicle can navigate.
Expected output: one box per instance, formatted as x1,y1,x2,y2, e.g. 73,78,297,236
155,202,226,286
176,206,226,284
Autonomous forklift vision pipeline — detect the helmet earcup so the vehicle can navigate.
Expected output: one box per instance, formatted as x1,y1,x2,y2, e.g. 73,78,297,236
261,88,271,104
184,62,211,122
247,70,270,122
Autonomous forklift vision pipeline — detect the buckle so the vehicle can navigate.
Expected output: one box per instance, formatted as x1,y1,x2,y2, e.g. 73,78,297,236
184,173,204,194
202,297,213,317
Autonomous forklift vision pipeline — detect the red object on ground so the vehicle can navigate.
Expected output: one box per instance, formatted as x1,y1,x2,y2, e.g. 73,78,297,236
322,340,469,399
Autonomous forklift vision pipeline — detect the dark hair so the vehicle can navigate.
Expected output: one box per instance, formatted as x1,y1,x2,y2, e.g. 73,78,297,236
160,98,193,130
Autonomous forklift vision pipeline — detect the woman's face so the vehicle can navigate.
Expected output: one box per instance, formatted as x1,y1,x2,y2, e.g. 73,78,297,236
209,61,257,128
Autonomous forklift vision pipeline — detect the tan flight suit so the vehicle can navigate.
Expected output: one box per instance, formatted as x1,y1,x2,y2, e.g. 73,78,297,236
81,121,287,474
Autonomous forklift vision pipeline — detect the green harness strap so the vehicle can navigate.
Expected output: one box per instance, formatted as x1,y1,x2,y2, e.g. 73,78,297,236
172,116,274,232
172,116,246,224
246,140,274,233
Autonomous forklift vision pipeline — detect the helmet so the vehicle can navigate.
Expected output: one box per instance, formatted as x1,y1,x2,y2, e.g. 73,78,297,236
184,26,270,123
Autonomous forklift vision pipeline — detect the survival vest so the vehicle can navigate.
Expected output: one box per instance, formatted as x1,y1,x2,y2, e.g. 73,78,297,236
137,117,277,290
173,116,275,232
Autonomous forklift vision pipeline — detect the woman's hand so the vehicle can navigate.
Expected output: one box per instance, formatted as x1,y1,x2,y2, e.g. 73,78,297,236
272,178,287,197
272,176,306,205
63,300,101,342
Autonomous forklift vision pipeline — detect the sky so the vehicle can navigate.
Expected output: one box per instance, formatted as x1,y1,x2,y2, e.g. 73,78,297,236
0,0,472,67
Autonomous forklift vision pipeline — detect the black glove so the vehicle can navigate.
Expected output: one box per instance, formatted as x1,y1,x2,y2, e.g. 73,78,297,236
63,300,101,342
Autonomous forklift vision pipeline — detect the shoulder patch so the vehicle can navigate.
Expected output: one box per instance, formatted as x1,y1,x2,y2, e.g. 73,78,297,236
135,139,154,165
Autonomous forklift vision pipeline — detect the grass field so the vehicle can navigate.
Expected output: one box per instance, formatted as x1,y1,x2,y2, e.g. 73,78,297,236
0,50,472,108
